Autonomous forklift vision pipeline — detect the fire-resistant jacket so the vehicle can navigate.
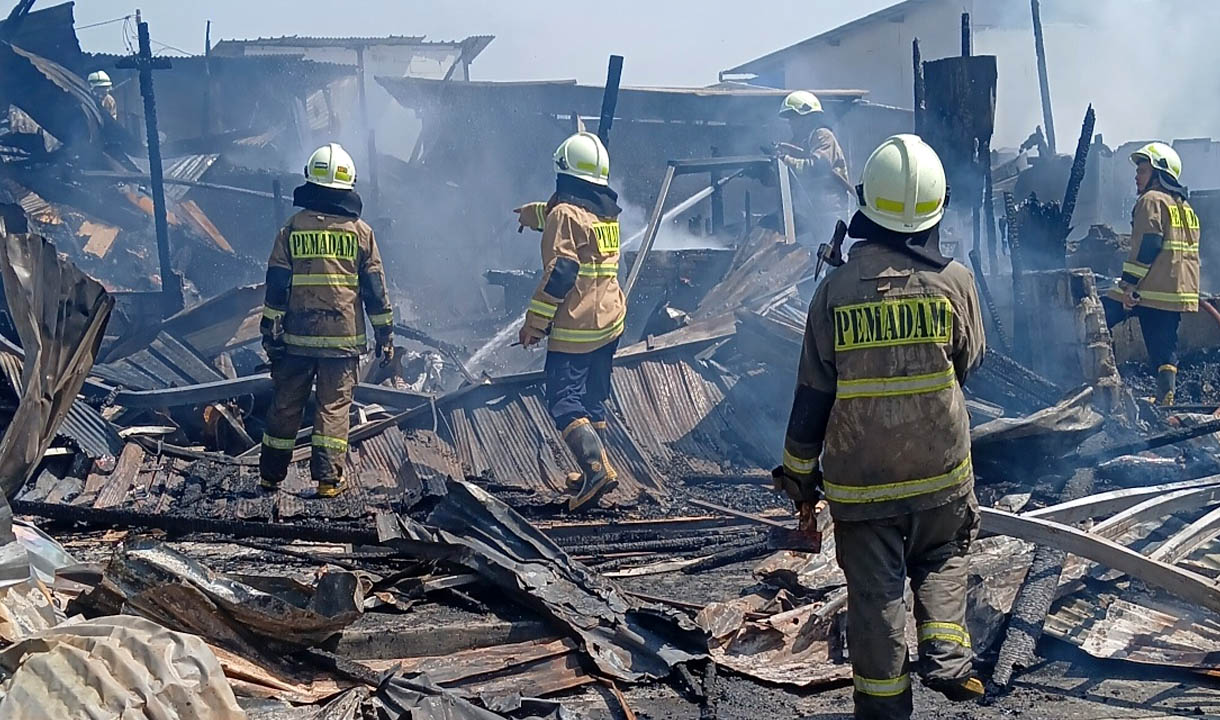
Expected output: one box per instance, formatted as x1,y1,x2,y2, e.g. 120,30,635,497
261,210,393,358
1108,188,1200,313
785,127,852,202
783,241,986,521
523,202,626,354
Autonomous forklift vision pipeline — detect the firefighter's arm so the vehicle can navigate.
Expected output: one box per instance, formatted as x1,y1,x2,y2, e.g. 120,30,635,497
521,207,580,342
260,226,292,361
513,202,548,233
1120,196,1165,295
953,273,987,385
778,283,836,504
360,228,395,361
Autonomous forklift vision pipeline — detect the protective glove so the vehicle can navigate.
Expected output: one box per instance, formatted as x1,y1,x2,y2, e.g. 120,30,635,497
261,334,286,366
771,464,825,509
1122,286,1140,311
514,202,548,233
374,325,395,368
518,323,546,348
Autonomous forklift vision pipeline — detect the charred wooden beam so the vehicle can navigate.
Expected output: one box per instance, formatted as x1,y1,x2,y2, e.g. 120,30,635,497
1031,0,1056,154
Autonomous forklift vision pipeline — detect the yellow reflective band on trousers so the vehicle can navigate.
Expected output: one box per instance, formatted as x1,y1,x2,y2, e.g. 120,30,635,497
1122,262,1149,279
368,312,393,326
262,306,285,320
528,299,557,319
833,296,953,351
783,448,816,474
853,673,911,697
292,273,359,287
283,333,366,348
311,434,349,451
262,433,295,451
836,366,956,400
1137,289,1199,304
578,262,619,278
918,622,971,648
824,455,972,504
550,314,625,344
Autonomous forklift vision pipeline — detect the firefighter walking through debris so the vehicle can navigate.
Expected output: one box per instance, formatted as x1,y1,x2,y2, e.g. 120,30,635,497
88,70,117,121
775,135,986,719
1102,142,1200,406
259,143,394,497
515,131,626,512
774,90,852,239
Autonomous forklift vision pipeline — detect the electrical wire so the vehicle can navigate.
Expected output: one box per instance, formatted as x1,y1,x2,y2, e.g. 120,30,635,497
151,40,193,56
74,14,132,31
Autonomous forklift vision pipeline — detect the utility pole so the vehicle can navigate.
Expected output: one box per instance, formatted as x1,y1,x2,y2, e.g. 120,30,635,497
1031,0,1057,154
117,10,181,315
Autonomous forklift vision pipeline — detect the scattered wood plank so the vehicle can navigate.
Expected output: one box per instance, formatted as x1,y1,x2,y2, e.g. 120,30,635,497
1024,475,1220,525
1149,505,1220,564
93,443,146,509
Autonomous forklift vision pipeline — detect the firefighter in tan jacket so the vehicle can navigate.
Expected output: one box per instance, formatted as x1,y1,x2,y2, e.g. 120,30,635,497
88,71,117,121
260,143,394,497
776,91,852,238
775,136,986,720
1103,142,1200,405
516,132,626,511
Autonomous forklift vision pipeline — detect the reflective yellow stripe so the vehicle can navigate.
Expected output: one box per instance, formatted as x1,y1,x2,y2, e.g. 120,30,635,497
1161,241,1198,253
262,306,285,320
283,332,366,348
592,222,621,253
873,197,942,215
1121,262,1149,279
292,273,359,287
837,367,956,400
535,203,546,229
578,262,619,277
261,433,296,451
528,299,557,319
783,448,816,475
918,622,971,648
311,434,349,451
368,311,393,326
853,673,910,697
549,314,625,343
1136,290,1199,304
824,455,972,504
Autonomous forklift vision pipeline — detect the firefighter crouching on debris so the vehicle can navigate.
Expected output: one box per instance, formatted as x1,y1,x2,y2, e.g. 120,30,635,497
88,70,117,121
259,143,394,498
1102,142,1199,406
775,90,852,237
775,135,986,719
515,131,625,512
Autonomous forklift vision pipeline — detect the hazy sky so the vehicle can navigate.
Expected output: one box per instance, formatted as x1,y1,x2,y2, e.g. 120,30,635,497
72,0,895,86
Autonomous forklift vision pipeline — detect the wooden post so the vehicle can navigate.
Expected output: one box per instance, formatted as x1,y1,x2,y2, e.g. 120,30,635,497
597,55,624,149
356,44,380,207
116,10,179,316
1031,0,1057,154
912,39,925,135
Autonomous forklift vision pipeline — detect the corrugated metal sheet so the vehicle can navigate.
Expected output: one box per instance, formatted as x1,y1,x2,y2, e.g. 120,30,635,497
130,154,219,201
93,332,225,391
0,350,121,458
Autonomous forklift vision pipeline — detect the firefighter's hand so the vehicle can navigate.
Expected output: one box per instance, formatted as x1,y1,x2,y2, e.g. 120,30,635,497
772,464,825,509
518,324,545,348
514,202,547,233
1122,287,1140,311
374,326,395,367
261,335,285,366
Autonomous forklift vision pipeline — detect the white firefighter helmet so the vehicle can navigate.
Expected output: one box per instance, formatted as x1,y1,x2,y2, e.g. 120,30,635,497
1130,141,1182,182
87,70,112,90
553,131,610,186
779,90,823,117
304,142,356,190
858,134,948,234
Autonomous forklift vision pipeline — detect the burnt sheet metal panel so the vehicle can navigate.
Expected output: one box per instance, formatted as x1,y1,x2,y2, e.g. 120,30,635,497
93,331,225,391
0,349,121,458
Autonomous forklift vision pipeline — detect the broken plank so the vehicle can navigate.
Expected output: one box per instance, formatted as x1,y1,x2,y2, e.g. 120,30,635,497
1090,484,1220,541
374,637,576,685
1024,475,1220,525
981,508,1220,613
1148,504,1220,564
93,443,146,509
686,498,791,529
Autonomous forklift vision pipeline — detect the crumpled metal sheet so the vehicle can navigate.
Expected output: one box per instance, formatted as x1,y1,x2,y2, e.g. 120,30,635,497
373,673,576,720
0,231,113,498
0,615,246,720
971,387,1103,472
99,539,363,647
378,478,706,683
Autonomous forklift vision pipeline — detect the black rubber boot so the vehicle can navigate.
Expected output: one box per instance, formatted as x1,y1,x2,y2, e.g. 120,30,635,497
923,675,985,702
1157,364,1177,406
568,421,611,489
562,418,617,511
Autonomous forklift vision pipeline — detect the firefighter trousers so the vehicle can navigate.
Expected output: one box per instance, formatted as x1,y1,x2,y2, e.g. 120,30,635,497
833,494,980,720
260,355,358,484
1102,298,1182,370
544,337,618,431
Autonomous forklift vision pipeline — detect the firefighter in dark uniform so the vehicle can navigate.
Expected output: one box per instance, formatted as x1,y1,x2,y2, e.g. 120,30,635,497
1103,142,1200,406
775,135,987,719
260,143,394,497
515,131,626,512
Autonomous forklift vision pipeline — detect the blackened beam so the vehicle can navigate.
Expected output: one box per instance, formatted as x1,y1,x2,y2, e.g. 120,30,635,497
1059,105,1096,230
1072,417,1220,467
110,373,431,410
1031,0,1056,154
597,55,624,148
